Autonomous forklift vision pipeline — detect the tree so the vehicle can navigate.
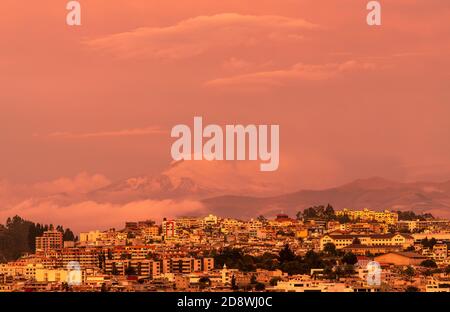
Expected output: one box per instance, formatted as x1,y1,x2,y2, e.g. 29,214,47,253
405,286,419,292
0,216,75,262
342,252,357,265
403,266,415,279
420,259,437,268
255,283,265,291
295,211,303,221
269,277,281,286
352,237,361,245
111,263,119,275
421,237,438,248
256,215,267,223
323,243,337,256
336,215,351,224
198,277,211,289
279,244,296,263
231,275,238,290
397,211,434,221
63,228,75,241
343,264,355,275
303,205,336,221
303,206,319,219
324,204,335,219
125,266,136,276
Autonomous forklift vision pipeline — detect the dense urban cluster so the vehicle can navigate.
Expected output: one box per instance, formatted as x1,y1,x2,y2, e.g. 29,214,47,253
1,206,450,292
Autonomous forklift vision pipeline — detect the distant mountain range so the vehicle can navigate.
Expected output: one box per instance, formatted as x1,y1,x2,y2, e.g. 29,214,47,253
85,175,450,219
88,174,215,203
201,177,450,219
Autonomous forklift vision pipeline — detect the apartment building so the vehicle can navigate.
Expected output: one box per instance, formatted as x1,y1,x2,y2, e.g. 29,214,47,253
422,244,448,263
61,248,100,268
412,233,450,244
320,233,413,250
35,268,69,283
426,277,450,292
141,226,160,240
35,230,63,252
162,257,214,274
174,217,203,229
0,262,44,279
162,219,177,237
336,208,398,225
270,276,353,292
104,259,161,277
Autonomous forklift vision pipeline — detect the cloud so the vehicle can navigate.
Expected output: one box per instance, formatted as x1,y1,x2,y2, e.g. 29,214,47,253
222,57,253,71
33,172,111,194
85,13,317,60
205,60,376,88
38,126,165,139
0,173,111,209
0,199,206,233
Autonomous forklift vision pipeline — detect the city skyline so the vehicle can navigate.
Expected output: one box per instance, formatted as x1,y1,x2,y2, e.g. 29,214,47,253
2,207,450,293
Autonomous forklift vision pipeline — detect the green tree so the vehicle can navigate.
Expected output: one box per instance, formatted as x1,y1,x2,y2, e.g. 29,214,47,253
420,259,437,268
336,215,351,224
323,243,337,256
405,286,419,292
279,244,296,263
342,252,357,265
324,204,335,219
256,215,267,223
198,277,211,289
255,283,265,291
111,263,119,275
269,277,281,286
125,266,136,276
403,266,415,279
231,275,238,290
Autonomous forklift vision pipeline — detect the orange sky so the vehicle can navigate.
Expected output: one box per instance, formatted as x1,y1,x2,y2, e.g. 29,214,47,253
0,1,450,229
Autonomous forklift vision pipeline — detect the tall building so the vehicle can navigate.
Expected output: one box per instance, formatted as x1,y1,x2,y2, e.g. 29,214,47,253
35,230,63,252
162,219,176,237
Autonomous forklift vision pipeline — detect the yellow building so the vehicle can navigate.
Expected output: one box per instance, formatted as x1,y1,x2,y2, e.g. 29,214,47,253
35,268,69,283
320,233,413,250
336,208,398,225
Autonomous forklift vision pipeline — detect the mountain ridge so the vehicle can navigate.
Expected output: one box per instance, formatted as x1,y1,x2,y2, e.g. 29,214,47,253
201,177,450,219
